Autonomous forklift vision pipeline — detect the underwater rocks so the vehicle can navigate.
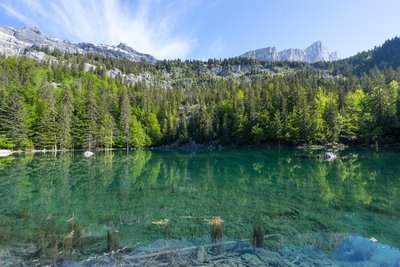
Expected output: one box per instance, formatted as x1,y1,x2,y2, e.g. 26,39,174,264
52,235,400,267
0,249,25,267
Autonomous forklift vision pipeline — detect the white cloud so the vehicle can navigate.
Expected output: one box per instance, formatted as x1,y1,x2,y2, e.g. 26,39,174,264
0,0,196,59
0,2,33,25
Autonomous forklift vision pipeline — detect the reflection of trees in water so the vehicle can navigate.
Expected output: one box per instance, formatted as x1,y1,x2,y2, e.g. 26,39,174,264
0,155,14,171
1,149,400,249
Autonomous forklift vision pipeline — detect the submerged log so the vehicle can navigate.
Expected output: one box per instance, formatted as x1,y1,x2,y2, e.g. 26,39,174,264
107,222,119,252
207,217,223,243
252,223,265,248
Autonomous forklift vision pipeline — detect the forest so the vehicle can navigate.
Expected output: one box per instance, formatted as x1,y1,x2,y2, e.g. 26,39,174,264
1,37,400,150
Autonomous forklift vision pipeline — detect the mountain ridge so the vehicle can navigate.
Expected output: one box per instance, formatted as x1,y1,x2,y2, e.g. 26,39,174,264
239,41,338,63
0,26,157,64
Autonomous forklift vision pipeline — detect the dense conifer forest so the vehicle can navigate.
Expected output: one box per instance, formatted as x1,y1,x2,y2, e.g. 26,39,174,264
1,37,400,150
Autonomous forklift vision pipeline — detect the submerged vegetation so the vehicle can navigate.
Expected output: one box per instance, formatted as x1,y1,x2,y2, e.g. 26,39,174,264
0,149,399,253
1,37,400,149
0,148,399,264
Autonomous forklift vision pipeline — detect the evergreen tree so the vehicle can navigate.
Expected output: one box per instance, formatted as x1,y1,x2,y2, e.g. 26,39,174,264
119,88,132,150
59,85,74,150
1,50,400,149
0,87,31,148
82,82,99,150
34,81,59,149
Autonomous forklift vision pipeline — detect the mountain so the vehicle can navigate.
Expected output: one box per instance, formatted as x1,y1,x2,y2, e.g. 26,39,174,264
239,41,338,63
0,26,157,64
343,37,400,73
310,37,400,76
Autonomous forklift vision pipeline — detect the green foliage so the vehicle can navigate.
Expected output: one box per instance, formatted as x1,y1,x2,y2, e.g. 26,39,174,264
58,85,74,150
130,115,150,148
34,81,58,149
1,50,400,150
143,112,162,145
0,135,15,149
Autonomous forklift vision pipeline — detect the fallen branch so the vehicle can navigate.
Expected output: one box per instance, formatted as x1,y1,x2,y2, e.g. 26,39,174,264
123,240,242,262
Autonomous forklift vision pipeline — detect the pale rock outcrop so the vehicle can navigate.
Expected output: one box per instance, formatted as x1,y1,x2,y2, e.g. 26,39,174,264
0,26,157,64
239,41,338,63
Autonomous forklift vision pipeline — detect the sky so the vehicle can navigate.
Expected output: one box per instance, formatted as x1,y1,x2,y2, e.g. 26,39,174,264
0,0,399,60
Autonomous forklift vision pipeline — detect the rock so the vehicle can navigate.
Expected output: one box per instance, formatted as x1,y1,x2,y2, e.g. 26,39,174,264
84,151,94,157
256,250,282,266
84,63,97,72
106,70,154,85
321,152,337,161
241,253,264,266
0,26,157,64
305,41,338,63
0,150,12,157
0,250,25,267
239,41,338,63
197,246,207,263
25,50,57,63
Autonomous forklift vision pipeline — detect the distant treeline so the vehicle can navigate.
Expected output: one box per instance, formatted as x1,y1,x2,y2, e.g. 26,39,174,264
0,48,400,150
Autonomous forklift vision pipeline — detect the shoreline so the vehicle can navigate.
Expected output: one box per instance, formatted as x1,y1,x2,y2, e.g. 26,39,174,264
2,142,399,155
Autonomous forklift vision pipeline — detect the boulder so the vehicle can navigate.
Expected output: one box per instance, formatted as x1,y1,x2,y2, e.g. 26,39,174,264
321,152,336,161
196,246,207,263
0,150,12,157
241,253,264,266
84,151,94,157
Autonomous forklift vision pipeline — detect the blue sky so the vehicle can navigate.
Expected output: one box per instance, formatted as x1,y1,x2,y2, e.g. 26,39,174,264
0,0,399,60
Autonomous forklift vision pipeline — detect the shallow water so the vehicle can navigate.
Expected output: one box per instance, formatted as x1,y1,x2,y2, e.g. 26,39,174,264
0,148,400,263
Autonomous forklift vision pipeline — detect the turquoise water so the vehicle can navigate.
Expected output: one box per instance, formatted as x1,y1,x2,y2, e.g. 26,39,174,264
0,148,400,263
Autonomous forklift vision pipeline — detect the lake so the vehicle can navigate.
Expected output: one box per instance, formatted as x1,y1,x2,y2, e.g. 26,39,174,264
1,148,400,265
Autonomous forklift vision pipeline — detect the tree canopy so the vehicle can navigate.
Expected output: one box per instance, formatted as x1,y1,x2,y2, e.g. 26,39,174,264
1,43,400,150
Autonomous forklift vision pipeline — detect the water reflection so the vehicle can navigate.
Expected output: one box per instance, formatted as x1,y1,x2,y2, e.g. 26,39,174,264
0,148,399,253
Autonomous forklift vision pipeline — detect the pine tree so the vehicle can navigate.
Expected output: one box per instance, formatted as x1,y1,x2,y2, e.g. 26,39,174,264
35,81,59,149
82,83,99,150
59,86,74,150
119,88,132,150
0,87,31,148
98,85,116,149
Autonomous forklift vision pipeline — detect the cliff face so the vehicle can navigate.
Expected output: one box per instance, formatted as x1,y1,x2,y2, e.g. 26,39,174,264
239,41,338,63
0,26,157,63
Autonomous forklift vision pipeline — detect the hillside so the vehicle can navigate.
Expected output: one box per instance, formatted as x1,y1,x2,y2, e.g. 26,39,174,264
314,37,400,75
0,34,400,150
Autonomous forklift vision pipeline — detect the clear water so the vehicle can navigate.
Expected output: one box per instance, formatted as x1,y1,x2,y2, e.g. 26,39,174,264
0,148,400,263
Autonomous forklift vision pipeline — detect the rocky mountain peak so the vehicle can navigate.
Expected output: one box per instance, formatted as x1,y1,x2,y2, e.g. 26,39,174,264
239,41,338,63
0,26,157,63
117,42,139,54
26,26,43,34
306,41,322,52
